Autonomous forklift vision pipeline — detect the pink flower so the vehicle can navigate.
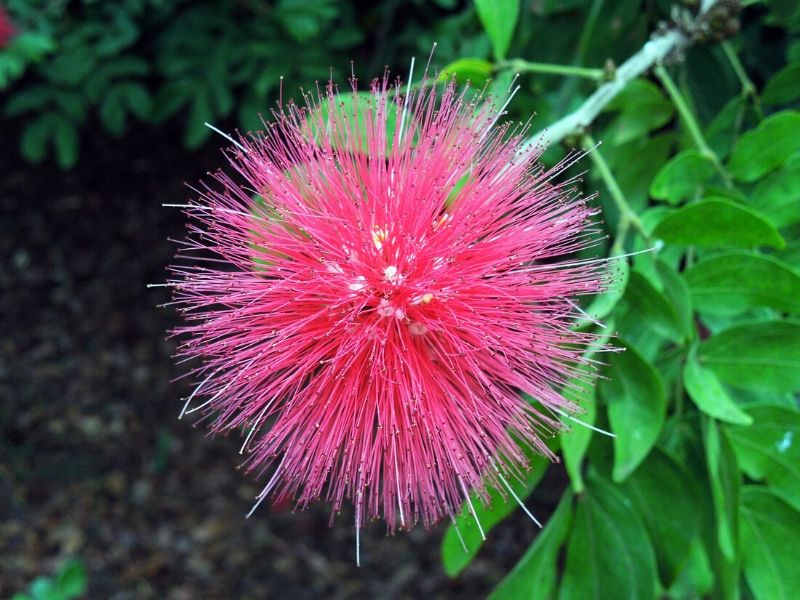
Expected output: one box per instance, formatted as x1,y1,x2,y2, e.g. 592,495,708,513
170,72,606,546
0,8,16,48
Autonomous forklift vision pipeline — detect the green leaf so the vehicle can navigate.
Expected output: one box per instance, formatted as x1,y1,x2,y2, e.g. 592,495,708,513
632,207,683,285
730,387,797,410
441,453,549,576
650,149,716,204
652,197,785,249
119,82,152,121
475,0,520,60
706,96,747,160
705,419,740,562
100,91,126,136
699,320,800,392
184,93,213,149
561,383,595,494
52,114,78,169
438,58,493,86
604,79,674,146
726,406,800,512
45,51,96,86
750,156,800,228
6,85,53,117
684,356,753,425
729,111,800,182
621,271,685,343
307,91,400,156
667,536,714,598
573,247,629,329
655,260,694,341
605,134,674,211
740,486,800,600
621,449,700,586
57,559,87,598
560,323,615,493
762,64,800,106
559,471,658,600
152,80,194,124
20,114,52,163
12,32,56,61
28,576,55,600
489,491,572,600
685,252,800,316
53,90,86,123
601,340,667,482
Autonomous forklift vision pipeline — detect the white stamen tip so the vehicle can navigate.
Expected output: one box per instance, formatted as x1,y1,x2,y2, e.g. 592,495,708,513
204,122,248,153
384,265,398,280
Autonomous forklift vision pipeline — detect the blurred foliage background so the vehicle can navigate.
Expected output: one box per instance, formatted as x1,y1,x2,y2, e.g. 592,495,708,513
2,0,799,598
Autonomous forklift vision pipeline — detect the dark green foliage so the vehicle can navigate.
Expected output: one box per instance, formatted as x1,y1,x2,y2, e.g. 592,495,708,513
1,0,453,167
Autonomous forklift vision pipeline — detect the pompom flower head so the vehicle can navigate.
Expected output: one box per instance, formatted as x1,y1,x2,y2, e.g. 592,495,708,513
168,65,607,554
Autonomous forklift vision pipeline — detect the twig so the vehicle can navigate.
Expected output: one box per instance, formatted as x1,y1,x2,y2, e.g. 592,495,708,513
582,134,651,244
498,59,604,81
721,41,765,120
523,1,721,149
654,64,732,187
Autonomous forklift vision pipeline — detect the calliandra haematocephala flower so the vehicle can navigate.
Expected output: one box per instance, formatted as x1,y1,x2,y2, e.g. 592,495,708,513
164,65,609,562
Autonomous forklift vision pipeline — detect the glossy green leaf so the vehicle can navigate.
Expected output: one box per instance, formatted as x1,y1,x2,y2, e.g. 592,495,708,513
601,340,667,482
605,134,674,211
29,576,55,600
650,149,716,204
699,320,800,392
573,248,629,329
441,453,548,576
726,406,800,512
730,387,798,410
762,64,800,106
750,156,800,228
667,536,715,598
740,486,800,600
559,471,658,600
656,260,694,340
652,197,785,249
705,419,740,562
561,390,595,494
729,111,800,182
475,0,520,60
307,91,400,155
438,58,494,85
620,449,700,586
685,252,800,316
684,357,753,425
489,492,573,600
560,322,616,493
622,271,685,343
632,208,683,285
57,559,87,597
604,79,674,146
706,96,747,160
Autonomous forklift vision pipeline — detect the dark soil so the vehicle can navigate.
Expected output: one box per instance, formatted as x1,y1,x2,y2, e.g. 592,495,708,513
0,125,560,599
